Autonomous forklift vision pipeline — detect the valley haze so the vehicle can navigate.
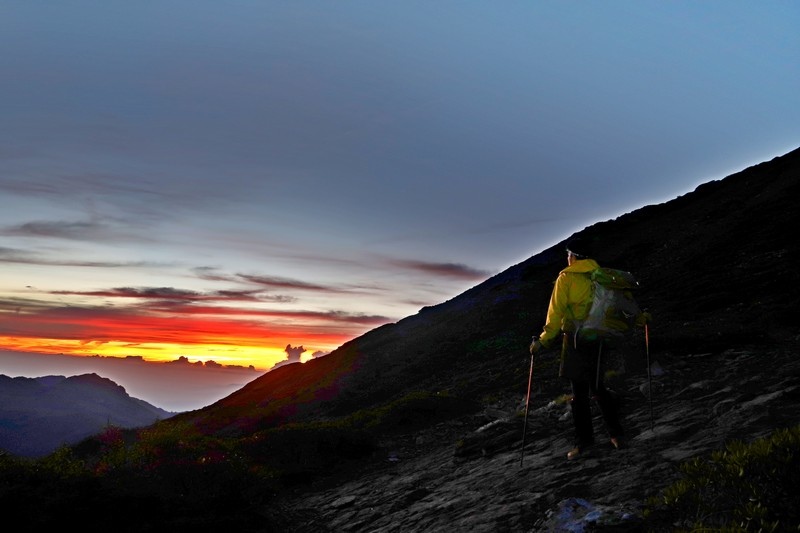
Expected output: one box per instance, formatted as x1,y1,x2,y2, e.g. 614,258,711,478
0,349,262,412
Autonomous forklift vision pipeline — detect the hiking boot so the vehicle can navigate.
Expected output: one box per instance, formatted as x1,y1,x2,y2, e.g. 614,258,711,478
566,442,593,460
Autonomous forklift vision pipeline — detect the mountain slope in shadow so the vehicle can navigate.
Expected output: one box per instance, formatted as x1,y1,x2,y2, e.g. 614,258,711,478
183,146,800,433
181,146,800,530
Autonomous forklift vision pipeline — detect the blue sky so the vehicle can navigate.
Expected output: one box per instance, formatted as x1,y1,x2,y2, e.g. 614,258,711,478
1,2,798,374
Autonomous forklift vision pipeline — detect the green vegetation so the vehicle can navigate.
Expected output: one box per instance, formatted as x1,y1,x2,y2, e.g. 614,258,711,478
644,425,800,531
0,389,474,529
4,392,797,530
467,332,522,357
0,423,275,530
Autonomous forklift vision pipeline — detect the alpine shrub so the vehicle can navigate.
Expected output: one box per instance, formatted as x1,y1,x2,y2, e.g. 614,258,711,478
644,425,800,531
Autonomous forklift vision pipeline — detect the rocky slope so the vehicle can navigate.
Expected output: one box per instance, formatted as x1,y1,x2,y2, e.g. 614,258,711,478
274,344,800,531
249,146,800,531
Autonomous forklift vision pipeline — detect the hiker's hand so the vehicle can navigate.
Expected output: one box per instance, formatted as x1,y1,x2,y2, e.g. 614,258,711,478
529,338,543,355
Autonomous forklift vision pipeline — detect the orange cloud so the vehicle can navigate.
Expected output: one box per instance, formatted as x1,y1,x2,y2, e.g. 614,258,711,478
0,295,391,370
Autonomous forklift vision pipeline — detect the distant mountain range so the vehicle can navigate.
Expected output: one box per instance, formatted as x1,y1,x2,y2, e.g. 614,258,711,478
0,373,175,457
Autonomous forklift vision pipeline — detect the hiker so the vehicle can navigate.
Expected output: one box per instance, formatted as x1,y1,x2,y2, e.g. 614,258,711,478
529,238,625,460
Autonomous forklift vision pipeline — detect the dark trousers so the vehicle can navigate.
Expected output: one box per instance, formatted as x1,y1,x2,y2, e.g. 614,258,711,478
567,339,624,446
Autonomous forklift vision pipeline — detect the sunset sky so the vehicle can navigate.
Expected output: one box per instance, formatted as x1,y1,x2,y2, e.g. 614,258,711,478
2,2,798,374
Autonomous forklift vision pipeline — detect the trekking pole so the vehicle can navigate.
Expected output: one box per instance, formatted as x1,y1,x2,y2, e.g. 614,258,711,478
595,340,603,390
520,342,536,467
645,322,653,431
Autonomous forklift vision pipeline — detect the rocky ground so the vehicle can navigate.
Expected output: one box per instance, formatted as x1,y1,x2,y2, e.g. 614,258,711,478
275,341,800,532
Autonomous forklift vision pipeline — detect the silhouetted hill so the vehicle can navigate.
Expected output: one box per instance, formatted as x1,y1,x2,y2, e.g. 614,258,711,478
0,373,175,457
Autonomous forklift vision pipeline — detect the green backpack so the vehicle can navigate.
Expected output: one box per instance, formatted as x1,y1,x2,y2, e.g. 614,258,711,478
579,267,643,341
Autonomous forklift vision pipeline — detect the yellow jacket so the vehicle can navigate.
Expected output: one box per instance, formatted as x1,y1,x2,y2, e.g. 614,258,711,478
537,258,600,349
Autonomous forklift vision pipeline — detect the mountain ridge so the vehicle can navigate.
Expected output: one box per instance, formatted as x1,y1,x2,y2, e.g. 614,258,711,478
181,146,799,429
0,373,176,457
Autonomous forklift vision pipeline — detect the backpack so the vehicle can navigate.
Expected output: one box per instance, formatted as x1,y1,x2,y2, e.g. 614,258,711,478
578,267,643,342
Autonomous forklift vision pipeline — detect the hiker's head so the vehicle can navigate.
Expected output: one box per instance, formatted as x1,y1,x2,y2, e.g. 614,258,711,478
566,238,593,262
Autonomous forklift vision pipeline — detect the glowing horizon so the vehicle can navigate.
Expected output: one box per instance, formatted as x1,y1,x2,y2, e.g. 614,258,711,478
0,252,471,372
0,337,341,371
0,289,394,370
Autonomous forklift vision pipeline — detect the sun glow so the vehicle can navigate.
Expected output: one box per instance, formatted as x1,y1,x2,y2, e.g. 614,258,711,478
0,336,344,371
0,296,371,371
